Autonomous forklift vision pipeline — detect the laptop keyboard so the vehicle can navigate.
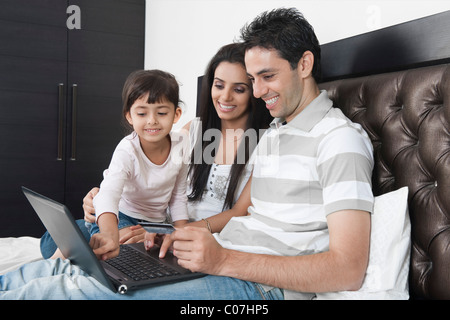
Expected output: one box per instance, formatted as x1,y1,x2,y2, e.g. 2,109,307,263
105,245,181,281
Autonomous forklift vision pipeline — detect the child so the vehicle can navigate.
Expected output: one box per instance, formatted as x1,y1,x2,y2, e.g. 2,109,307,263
89,69,189,260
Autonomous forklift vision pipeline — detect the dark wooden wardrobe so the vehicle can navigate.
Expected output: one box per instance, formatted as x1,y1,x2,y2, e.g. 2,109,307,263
0,0,145,237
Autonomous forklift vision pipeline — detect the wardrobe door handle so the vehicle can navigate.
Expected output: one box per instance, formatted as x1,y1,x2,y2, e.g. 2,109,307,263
57,83,64,161
70,84,78,160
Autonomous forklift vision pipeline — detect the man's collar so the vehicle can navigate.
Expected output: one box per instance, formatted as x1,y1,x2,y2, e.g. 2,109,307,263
270,91,333,132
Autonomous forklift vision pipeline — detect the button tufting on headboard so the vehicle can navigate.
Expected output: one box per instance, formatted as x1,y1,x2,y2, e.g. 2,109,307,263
319,63,450,299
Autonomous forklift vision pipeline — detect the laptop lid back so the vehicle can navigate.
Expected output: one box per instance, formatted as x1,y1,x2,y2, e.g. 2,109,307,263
22,186,116,292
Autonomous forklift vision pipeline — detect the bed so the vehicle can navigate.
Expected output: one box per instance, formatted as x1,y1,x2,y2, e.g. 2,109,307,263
0,236,42,275
1,11,449,300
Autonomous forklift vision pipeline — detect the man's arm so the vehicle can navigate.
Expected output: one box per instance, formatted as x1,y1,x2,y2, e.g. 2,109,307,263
172,209,370,293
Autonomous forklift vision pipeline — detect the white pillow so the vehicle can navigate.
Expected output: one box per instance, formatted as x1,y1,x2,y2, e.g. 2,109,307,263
316,187,411,300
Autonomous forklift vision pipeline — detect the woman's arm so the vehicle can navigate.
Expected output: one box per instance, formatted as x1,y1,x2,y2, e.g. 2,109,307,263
83,187,99,223
155,176,252,258
190,176,252,233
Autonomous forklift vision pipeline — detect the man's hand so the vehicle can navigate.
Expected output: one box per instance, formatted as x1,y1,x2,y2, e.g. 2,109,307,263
170,226,227,275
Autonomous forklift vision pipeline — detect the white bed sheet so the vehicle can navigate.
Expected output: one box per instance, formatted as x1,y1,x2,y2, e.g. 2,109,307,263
0,237,43,275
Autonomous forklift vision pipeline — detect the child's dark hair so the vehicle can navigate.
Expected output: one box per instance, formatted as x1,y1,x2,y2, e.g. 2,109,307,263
122,69,180,130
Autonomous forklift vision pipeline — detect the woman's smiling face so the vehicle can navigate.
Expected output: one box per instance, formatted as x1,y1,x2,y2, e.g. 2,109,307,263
211,61,252,123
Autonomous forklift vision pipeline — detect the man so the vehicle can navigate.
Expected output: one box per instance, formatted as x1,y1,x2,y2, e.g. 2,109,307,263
167,7,374,299
0,8,373,300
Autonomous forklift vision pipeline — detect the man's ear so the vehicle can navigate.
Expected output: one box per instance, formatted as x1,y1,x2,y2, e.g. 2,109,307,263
173,107,182,124
297,50,314,78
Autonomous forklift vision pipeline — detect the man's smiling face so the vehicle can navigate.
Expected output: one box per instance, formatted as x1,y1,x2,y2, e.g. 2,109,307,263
245,47,305,123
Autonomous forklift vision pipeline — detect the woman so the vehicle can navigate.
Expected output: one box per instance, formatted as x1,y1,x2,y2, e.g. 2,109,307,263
183,42,272,231
39,43,272,258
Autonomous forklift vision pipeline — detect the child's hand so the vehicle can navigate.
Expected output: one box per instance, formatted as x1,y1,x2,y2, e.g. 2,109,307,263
150,220,187,258
90,232,120,261
158,234,175,258
143,232,166,251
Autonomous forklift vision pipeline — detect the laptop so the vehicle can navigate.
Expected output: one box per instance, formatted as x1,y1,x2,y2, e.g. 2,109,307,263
22,187,204,294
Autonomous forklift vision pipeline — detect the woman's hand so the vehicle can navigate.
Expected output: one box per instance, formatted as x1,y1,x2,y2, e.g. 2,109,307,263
119,225,147,244
83,187,99,223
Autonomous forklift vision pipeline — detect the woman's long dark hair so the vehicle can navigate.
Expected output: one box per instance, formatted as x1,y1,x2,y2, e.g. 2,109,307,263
188,43,273,210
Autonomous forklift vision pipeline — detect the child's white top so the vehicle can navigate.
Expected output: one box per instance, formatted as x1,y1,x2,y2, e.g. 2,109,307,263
93,131,189,223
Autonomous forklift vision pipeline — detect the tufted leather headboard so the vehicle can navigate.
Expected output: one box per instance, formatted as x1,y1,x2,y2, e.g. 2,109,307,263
319,64,450,299
317,10,450,299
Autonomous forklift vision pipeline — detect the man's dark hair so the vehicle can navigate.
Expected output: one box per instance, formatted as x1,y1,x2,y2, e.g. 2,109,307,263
240,7,321,81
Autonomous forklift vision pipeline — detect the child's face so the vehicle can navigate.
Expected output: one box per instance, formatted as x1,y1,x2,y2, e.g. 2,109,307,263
126,94,181,145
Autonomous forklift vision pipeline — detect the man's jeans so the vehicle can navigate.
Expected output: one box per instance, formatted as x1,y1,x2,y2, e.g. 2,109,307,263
0,258,284,300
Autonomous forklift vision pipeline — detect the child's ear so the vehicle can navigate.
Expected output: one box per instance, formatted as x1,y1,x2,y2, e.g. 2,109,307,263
173,107,182,124
125,112,133,125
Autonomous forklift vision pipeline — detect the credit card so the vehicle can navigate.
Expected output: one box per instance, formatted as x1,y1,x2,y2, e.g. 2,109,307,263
139,222,175,234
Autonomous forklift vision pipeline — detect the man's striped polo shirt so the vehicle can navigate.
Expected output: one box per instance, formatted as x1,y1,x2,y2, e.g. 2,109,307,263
215,90,374,258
